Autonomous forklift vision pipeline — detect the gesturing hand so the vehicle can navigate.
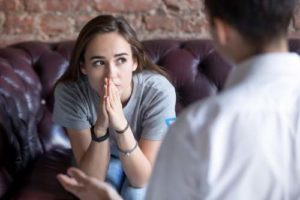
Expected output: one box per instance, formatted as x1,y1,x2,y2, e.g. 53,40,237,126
105,78,127,131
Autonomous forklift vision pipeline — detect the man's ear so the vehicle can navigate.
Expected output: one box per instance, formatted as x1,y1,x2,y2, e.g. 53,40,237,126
80,62,87,75
213,18,231,46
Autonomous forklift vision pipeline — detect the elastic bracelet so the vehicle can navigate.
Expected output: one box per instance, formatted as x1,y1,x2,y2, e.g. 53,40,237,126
115,121,129,134
91,126,109,142
117,141,138,157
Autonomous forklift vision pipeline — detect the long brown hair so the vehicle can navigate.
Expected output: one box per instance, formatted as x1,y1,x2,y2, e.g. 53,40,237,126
57,15,169,84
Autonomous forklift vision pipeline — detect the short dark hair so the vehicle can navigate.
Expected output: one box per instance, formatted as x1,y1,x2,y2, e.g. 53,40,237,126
205,0,296,45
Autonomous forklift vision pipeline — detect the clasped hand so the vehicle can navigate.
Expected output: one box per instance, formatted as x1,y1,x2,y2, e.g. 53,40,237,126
94,78,127,134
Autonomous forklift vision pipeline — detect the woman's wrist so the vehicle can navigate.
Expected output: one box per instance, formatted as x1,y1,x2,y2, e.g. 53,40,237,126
93,125,108,137
91,126,109,142
115,121,129,134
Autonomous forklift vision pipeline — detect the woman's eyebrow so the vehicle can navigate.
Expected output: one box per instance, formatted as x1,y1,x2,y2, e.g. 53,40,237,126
89,53,129,60
89,55,105,60
114,53,129,57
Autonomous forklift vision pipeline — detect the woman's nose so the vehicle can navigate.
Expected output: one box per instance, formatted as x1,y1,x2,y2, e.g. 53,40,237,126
107,63,117,78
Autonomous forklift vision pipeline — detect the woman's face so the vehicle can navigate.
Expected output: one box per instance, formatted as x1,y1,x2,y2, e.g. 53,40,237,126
81,32,137,101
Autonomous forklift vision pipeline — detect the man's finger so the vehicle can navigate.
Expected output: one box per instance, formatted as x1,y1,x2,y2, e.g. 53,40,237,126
67,167,90,185
57,174,82,196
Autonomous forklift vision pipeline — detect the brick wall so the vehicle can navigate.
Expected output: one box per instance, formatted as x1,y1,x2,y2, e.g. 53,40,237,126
0,0,300,47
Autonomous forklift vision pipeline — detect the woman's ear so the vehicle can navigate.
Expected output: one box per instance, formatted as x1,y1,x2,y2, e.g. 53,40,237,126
80,62,88,75
132,60,138,72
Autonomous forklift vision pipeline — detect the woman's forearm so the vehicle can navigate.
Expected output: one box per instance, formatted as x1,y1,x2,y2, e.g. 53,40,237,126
79,139,110,180
116,129,152,187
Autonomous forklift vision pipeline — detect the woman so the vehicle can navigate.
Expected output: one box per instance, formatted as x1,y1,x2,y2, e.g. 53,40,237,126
53,15,176,200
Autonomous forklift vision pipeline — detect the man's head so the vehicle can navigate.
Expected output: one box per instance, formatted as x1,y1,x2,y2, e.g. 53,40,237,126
204,0,296,62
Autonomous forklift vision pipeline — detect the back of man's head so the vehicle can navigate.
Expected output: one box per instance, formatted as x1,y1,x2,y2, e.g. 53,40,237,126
204,0,296,46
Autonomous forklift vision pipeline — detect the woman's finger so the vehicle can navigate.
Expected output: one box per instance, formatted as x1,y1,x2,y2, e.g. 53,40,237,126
102,95,108,116
104,78,108,98
106,78,110,97
111,82,119,103
99,80,108,119
108,78,114,104
106,94,112,113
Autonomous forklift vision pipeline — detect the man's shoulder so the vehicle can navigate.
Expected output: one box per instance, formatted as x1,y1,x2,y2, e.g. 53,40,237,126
172,90,243,136
181,93,227,119
170,96,220,133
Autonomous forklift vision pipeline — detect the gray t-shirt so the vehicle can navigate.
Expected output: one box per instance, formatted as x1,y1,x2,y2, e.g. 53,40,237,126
53,70,176,156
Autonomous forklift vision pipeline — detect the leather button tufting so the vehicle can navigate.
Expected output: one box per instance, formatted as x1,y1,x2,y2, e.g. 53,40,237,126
41,99,46,105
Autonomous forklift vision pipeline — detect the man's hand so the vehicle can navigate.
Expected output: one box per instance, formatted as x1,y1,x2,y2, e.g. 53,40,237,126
57,167,122,200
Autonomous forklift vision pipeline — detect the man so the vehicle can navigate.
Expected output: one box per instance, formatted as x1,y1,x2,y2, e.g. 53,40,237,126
58,0,300,199
147,0,300,199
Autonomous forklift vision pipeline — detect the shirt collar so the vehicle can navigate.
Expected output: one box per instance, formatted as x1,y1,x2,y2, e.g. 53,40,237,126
224,52,300,89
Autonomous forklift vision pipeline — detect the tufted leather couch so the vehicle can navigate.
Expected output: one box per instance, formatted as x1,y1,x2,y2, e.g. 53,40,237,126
0,39,300,199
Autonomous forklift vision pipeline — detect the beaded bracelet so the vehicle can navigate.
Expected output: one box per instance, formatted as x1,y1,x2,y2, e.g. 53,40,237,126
115,121,129,134
117,141,138,157
91,126,109,142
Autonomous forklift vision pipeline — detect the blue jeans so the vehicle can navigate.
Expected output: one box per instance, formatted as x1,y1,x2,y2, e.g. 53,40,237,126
105,156,147,200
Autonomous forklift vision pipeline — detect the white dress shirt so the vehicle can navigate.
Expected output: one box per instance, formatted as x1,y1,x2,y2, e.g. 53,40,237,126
146,53,300,200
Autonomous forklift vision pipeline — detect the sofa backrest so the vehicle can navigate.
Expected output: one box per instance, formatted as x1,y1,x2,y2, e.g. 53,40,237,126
143,40,233,112
0,39,300,195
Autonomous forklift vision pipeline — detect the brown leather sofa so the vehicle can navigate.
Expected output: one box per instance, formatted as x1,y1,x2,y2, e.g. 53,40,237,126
0,39,299,199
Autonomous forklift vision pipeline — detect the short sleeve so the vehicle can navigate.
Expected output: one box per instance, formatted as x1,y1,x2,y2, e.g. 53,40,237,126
141,79,176,140
53,83,91,130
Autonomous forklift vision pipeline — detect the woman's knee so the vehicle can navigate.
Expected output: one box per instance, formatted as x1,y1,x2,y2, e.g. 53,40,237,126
120,179,147,200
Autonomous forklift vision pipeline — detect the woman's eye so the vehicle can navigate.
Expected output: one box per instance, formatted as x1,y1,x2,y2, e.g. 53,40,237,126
93,60,105,67
117,57,126,64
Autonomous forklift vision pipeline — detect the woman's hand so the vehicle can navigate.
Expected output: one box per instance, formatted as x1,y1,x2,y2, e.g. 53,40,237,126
94,78,110,135
105,78,127,131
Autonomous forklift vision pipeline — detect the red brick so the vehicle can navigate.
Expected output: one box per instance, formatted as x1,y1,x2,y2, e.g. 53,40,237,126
75,15,93,31
126,15,143,31
45,0,78,12
4,14,34,34
24,0,43,12
144,15,177,31
181,16,209,34
45,0,91,12
59,32,78,42
0,12,4,32
288,29,300,38
74,0,93,12
40,15,73,37
74,14,143,34
293,5,300,30
93,0,160,12
1,0,23,12
164,0,204,11
0,34,35,47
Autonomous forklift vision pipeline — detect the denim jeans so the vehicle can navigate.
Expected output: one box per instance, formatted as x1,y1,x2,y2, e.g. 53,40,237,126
106,156,147,200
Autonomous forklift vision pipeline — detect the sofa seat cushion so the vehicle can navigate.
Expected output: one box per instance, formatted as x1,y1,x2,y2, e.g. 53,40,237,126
7,148,75,200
